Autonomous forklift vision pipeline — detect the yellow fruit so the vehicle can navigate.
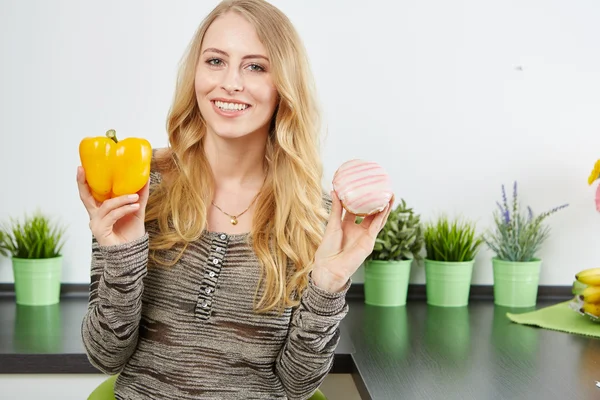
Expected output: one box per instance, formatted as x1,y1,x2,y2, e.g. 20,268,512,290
581,302,600,318
576,267,600,277
581,286,600,304
575,268,600,285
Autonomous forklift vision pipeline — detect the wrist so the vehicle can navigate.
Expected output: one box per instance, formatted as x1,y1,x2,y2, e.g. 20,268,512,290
311,265,349,293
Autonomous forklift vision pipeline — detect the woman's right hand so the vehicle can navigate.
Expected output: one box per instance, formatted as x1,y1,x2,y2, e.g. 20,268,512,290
76,166,150,247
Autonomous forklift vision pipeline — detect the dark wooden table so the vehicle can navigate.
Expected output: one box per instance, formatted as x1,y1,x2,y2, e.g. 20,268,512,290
0,294,355,374
343,299,600,400
2,291,600,399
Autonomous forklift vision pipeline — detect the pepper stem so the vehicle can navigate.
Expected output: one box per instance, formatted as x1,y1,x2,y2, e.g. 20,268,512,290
105,129,118,143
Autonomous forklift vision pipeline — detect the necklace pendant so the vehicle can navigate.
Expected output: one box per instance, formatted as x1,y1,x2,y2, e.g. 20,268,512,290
230,216,238,225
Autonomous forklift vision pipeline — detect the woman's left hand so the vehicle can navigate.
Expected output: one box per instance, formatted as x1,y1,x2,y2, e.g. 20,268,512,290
311,191,394,293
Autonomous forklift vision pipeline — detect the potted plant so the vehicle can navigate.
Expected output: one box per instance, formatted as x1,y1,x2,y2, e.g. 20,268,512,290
483,181,568,307
423,215,483,307
364,198,424,307
0,211,66,306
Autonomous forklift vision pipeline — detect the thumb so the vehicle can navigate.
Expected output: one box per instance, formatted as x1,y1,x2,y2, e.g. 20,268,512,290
324,190,343,235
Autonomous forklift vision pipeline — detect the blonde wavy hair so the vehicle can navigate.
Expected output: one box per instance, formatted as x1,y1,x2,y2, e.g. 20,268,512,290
145,0,329,314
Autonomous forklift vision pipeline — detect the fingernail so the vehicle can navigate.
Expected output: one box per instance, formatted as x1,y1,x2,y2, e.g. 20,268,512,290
128,194,138,200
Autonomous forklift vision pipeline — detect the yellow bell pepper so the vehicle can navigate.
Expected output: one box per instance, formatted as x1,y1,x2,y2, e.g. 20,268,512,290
79,129,152,202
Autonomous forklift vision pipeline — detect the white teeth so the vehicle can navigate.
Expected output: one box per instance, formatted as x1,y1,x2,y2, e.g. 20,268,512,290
214,101,249,111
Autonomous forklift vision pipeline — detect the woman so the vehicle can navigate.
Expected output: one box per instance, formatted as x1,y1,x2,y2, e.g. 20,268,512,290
77,0,393,399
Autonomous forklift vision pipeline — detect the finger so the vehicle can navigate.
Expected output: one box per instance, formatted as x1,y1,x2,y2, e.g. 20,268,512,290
341,206,360,230
356,203,387,230
96,193,140,220
104,203,141,227
379,198,395,231
76,166,97,215
358,213,378,233
137,178,151,210
324,190,343,235
369,204,390,237
356,204,388,238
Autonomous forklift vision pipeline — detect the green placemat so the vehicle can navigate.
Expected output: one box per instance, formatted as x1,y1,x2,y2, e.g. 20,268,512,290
506,301,600,338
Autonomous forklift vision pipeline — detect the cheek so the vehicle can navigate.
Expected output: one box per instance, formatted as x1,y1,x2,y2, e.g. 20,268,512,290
194,69,216,97
250,80,278,113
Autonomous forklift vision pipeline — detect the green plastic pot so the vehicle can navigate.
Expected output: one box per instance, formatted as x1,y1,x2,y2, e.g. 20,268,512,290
424,259,474,307
12,256,62,306
492,257,541,307
364,259,412,307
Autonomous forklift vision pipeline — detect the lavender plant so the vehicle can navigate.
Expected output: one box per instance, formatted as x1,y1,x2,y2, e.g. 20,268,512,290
483,181,568,262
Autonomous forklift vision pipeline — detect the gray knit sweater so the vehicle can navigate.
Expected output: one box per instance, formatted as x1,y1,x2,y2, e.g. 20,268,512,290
81,170,350,400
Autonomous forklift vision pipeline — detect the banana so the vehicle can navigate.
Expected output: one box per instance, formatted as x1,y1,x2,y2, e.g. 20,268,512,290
576,267,600,277
581,302,600,318
581,286,600,304
575,268,600,285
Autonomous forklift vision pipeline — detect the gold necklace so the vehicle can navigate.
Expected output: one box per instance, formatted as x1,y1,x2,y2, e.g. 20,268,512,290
211,190,262,225
212,174,267,225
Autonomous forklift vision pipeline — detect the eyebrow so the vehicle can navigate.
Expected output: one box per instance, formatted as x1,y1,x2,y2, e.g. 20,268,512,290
202,47,269,61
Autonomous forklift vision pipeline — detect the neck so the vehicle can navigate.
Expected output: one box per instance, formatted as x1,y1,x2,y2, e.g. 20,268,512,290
203,132,268,188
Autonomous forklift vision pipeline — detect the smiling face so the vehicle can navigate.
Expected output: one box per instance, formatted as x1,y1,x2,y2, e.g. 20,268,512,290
195,11,279,141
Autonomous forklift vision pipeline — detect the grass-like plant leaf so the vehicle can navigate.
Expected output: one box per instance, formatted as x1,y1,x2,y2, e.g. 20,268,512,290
424,215,483,262
0,211,66,259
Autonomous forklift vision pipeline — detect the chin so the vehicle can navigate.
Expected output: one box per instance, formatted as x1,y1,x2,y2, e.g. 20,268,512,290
207,117,269,140
210,125,260,140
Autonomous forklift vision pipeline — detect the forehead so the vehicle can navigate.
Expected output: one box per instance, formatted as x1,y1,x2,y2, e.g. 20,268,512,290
201,12,267,56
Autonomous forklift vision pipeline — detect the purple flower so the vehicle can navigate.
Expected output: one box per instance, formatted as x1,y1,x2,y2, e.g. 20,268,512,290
501,185,510,224
496,202,504,213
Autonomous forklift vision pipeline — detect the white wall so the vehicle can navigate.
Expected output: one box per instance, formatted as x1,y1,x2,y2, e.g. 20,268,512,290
1,0,599,286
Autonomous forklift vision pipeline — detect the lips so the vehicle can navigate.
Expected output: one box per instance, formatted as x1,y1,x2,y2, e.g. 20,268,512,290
212,100,251,112
209,98,252,118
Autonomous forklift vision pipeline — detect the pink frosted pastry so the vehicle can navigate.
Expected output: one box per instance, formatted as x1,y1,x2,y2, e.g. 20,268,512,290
332,159,394,216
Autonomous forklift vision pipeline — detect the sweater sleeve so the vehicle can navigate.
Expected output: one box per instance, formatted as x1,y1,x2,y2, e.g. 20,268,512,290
274,274,351,400
81,233,149,374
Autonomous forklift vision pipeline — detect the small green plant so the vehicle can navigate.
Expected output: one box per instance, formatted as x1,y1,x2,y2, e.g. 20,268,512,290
0,230,7,258
484,181,568,262
368,199,424,261
424,215,483,262
0,211,66,259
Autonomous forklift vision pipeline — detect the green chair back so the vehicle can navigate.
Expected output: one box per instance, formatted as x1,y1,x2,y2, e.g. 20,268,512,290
87,374,117,400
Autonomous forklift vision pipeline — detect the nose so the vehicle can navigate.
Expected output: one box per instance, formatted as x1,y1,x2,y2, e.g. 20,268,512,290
221,67,244,94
